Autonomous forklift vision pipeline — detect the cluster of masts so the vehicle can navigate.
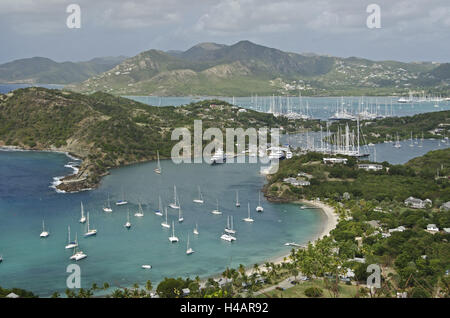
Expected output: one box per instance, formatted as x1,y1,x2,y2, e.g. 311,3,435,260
398,91,447,103
38,185,265,264
329,97,395,121
231,93,311,119
302,119,369,158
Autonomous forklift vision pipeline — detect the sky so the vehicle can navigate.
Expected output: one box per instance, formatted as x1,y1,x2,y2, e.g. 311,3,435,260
0,0,449,64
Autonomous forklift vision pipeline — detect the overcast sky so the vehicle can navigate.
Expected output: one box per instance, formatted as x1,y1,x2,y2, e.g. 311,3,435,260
1,0,449,63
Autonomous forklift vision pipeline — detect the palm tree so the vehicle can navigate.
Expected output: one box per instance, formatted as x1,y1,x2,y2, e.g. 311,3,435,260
103,282,110,290
253,263,260,275
145,280,152,293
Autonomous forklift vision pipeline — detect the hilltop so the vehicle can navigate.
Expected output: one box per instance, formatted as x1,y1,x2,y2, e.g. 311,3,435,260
0,56,126,84
68,40,449,96
0,87,299,192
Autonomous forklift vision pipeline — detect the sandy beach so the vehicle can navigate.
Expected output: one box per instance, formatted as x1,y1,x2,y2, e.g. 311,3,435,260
259,199,339,269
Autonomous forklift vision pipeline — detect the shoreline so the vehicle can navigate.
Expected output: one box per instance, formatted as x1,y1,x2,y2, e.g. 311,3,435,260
203,199,339,284
254,199,338,270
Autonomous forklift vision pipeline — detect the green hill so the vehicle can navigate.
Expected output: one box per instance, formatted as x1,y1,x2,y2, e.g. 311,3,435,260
0,56,126,84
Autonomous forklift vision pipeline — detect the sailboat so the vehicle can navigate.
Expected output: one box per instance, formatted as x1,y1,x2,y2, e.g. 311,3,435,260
65,226,78,249
154,150,162,174
256,193,264,212
169,185,180,209
235,190,240,207
124,210,131,229
161,207,170,228
243,203,254,222
186,234,194,255
103,194,113,213
40,219,49,238
134,203,144,217
394,133,402,148
70,245,87,261
418,132,424,148
178,203,184,223
211,199,222,215
193,186,204,204
168,221,179,243
225,215,236,234
409,132,414,147
84,212,97,237
193,223,199,235
79,202,86,223
116,188,128,206
155,196,163,216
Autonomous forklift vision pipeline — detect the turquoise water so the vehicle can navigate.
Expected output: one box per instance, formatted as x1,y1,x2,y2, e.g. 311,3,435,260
0,151,322,296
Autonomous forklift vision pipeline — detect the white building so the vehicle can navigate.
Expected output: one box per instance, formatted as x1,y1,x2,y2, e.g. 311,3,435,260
357,164,383,171
404,197,432,209
426,224,439,232
323,158,348,165
389,226,406,233
283,177,310,187
441,201,450,211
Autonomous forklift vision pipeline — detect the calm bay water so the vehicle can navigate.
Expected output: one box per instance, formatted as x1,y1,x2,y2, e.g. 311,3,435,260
126,95,450,121
0,151,323,296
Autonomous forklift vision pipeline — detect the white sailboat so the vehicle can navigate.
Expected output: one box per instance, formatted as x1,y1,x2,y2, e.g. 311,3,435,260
155,196,163,216
394,133,402,148
168,221,179,243
256,193,264,212
161,207,170,228
418,132,424,148
225,215,236,234
79,202,86,223
103,194,113,213
154,150,162,174
186,234,194,255
134,203,144,217
169,185,180,209
65,226,78,249
243,203,254,222
211,199,222,215
193,223,199,235
116,188,128,206
220,233,236,242
178,203,184,223
235,190,240,207
84,212,97,237
193,186,204,204
40,219,49,238
70,245,87,261
124,210,131,229
409,132,414,147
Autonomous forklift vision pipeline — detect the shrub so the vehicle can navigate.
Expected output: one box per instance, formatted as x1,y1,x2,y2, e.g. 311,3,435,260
304,286,323,298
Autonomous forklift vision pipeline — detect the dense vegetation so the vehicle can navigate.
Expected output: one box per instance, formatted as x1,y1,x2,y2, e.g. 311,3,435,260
0,286,37,298
264,149,450,205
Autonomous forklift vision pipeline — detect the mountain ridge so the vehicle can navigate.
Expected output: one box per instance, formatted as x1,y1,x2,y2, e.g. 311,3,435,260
0,56,127,84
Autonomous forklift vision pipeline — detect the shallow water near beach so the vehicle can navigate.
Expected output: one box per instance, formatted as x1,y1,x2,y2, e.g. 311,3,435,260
0,151,322,296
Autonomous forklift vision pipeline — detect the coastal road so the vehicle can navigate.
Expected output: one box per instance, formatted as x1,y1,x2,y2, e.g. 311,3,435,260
254,276,296,296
